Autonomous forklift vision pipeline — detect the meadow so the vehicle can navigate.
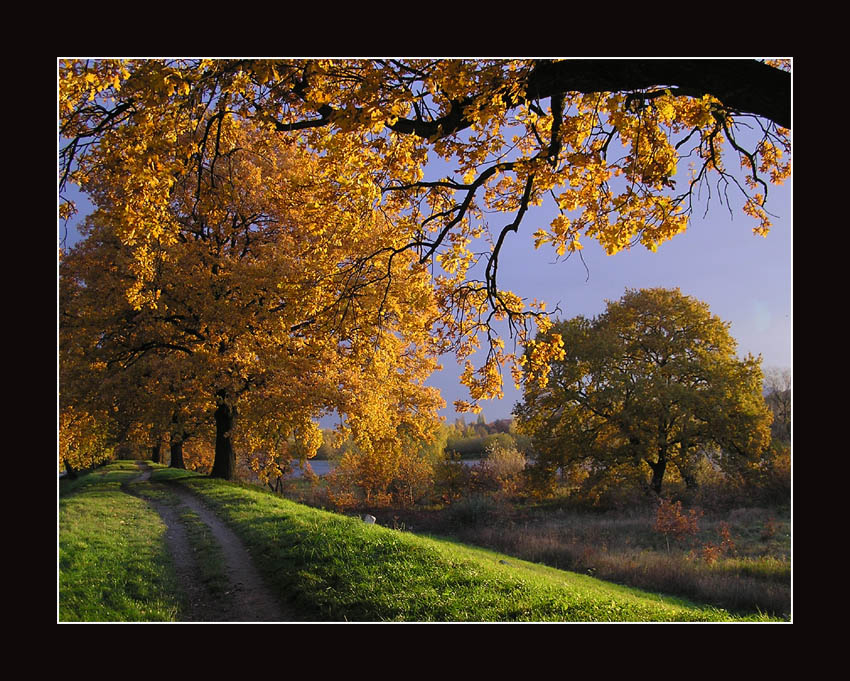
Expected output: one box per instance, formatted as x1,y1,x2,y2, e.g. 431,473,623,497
275,453,791,619
58,462,782,622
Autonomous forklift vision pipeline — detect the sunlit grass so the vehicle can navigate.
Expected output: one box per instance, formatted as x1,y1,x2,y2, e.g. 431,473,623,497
165,470,778,622
58,464,181,622
436,506,791,618
58,463,785,622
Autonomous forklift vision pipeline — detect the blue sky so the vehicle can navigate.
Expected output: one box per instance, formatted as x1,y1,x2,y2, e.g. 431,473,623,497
61,175,792,425
431,177,792,422
60,77,792,427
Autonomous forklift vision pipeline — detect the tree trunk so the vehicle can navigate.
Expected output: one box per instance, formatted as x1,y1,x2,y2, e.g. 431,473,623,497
64,460,78,480
648,455,667,496
211,393,236,480
169,432,186,469
151,441,162,464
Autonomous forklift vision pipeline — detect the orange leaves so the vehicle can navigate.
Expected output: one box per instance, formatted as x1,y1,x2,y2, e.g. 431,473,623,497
59,406,115,471
520,333,565,388
58,59,129,114
61,96,447,481
459,356,505,405
751,138,791,187
655,499,702,550
534,214,583,256
743,194,772,237
59,58,791,427
437,233,474,276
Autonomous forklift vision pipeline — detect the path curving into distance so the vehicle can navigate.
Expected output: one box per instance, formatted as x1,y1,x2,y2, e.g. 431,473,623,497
126,463,289,622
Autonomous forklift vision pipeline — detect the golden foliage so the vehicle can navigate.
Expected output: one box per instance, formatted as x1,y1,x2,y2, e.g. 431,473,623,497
59,406,115,472
59,59,790,414
59,59,790,477
60,106,444,480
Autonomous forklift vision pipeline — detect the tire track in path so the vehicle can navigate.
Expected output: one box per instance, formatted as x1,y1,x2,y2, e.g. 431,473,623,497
127,463,289,622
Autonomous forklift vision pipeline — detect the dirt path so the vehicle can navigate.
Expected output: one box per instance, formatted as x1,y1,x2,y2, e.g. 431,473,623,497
127,463,289,622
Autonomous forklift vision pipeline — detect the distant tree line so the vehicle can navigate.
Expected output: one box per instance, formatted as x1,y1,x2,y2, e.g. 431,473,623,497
312,415,529,462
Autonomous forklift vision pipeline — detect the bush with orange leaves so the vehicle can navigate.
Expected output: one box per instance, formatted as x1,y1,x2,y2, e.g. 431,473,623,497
700,521,736,564
326,447,435,511
59,406,115,475
655,498,703,553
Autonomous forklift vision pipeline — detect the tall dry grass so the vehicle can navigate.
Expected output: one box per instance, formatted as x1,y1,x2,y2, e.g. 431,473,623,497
443,506,790,618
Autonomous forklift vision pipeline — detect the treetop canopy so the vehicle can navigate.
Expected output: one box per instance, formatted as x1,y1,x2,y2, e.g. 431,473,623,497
514,287,774,496
59,58,791,410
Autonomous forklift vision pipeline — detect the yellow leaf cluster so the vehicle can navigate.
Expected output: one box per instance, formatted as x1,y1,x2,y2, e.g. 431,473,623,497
59,58,790,422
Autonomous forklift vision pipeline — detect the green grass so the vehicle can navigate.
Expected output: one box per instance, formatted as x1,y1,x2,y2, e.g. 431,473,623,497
58,462,182,622
127,474,232,600
432,504,790,617
59,463,783,622
161,469,778,622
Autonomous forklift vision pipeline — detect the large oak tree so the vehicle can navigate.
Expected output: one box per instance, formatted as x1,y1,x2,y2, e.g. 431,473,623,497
60,113,443,480
514,288,773,496
58,58,791,414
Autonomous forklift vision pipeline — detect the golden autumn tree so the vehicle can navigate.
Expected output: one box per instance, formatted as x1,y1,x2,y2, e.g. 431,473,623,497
514,288,773,497
58,406,115,477
59,58,790,415
59,216,213,472
60,108,443,481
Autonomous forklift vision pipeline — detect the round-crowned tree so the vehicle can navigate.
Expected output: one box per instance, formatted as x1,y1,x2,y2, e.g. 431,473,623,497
514,288,773,497
59,59,790,414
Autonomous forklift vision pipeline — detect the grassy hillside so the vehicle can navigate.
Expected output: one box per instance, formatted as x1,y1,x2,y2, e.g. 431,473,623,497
58,462,182,621
159,467,776,621
59,463,780,622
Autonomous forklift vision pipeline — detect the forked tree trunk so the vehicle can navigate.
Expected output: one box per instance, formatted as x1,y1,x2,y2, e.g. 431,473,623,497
211,393,236,480
648,455,667,496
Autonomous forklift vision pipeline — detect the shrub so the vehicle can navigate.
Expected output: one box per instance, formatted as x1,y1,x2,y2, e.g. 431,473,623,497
434,453,475,503
301,462,319,485
479,442,526,494
700,522,736,564
761,516,779,541
655,499,702,552
390,454,435,507
485,442,526,477
447,494,502,525
324,447,436,510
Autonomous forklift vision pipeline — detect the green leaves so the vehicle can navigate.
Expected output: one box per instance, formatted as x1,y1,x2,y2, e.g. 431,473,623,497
516,288,773,496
